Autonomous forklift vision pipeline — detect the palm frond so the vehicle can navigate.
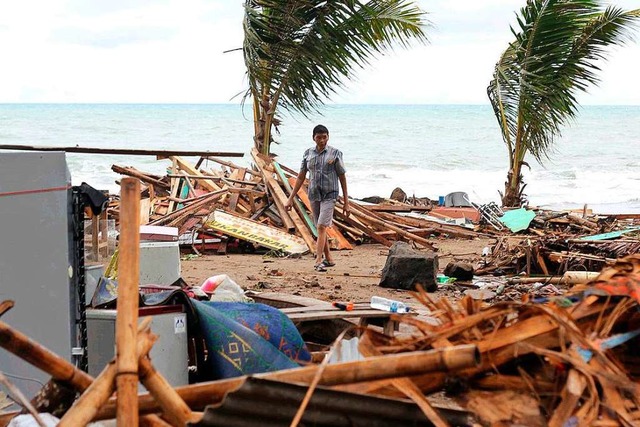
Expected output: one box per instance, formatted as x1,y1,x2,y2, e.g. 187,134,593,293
243,0,429,116
488,0,640,163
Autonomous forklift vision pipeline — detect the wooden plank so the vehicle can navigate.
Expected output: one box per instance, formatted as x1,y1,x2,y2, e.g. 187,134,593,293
167,159,180,214
246,291,331,309
368,205,431,212
348,202,436,250
169,156,222,193
252,149,316,252
204,209,309,254
274,161,317,237
111,165,169,191
201,156,261,176
335,209,393,247
286,309,395,322
548,369,588,427
217,169,244,255
251,150,297,232
280,303,370,314
0,144,244,157
167,174,259,186
139,198,151,225
91,214,99,261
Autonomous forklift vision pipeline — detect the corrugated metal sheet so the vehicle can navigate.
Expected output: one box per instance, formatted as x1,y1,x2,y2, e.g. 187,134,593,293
189,378,472,427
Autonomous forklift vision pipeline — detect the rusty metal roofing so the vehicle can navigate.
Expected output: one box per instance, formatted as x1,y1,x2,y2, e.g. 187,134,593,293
189,377,472,427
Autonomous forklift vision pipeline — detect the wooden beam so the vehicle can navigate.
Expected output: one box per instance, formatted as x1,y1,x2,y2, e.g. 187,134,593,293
116,178,141,426
95,345,480,419
0,144,243,157
169,156,222,193
201,156,261,176
251,150,297,233
273,162,317,238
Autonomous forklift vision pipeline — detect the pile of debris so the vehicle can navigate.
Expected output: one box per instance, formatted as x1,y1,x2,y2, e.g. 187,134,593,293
356,254,640,426
2,253,639,426
106,150,480,256
477,212,640,277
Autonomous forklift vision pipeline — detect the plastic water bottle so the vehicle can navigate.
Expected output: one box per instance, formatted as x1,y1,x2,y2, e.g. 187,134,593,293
370,296,410,313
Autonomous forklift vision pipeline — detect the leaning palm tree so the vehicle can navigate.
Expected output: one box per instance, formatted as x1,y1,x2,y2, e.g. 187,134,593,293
243,0,429,155
488,0,639,207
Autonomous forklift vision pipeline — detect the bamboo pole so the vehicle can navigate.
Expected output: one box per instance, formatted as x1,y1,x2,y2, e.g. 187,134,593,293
0,300,14,317
95,345,480,419
0,320,93,391
59,323,156,427
0,371,47,427
116,177,141,426
507,271,599,285
138,357,198,426
359,336,450,427
139,415,174,427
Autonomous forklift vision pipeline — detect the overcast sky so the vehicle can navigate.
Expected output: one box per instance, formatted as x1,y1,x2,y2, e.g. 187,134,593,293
1,0,638,105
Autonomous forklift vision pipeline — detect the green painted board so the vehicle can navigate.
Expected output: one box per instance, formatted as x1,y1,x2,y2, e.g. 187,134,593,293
579,226,640,241
273,161,318,237
499,208,536,232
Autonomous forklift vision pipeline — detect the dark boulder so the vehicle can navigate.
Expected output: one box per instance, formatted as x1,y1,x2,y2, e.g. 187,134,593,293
360,196,385,204
444,262,474,281
379,241,438,292
390,187,407,203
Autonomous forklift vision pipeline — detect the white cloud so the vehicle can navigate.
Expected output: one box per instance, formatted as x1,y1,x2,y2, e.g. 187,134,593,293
0,0,638,104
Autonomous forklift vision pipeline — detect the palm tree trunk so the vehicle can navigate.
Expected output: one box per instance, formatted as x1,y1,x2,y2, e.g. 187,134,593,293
502,160,523,207
252,96,263,153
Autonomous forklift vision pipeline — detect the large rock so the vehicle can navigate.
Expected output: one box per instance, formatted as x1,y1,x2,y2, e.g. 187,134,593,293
389,187,407,203
444,262,475,281
379,241,438,292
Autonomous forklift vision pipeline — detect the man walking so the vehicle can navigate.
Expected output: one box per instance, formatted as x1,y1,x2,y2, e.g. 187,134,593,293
285,125,350,272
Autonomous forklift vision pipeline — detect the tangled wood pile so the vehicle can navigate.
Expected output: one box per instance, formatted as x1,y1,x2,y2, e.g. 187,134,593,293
107,150,480,255
476,210,640,277
3,253,639,426
353,254,640,426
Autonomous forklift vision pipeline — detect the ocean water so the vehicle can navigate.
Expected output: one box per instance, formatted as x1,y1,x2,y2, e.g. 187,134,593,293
1,103,638,213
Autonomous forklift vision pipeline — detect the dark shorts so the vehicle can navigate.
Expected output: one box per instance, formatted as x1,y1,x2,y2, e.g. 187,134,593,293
310,199,336,227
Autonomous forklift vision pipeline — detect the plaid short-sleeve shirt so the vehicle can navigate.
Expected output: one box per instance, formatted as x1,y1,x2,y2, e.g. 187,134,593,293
300,145,346,202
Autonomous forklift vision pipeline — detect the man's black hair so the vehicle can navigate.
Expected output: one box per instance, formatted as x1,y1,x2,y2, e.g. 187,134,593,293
313,124,329,136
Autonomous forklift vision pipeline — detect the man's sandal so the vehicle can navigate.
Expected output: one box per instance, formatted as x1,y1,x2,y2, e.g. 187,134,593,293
322,259,336,267
314,263,327,272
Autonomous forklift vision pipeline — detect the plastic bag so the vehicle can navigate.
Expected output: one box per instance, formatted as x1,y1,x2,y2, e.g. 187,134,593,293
201,274,252,303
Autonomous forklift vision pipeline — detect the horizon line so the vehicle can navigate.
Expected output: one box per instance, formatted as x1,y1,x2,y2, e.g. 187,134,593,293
1,102,639,107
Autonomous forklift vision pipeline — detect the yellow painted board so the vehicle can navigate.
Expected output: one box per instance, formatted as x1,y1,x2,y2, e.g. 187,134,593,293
204,209,309,254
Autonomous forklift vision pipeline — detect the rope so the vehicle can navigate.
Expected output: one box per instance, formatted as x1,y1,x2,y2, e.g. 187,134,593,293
0,184,71,198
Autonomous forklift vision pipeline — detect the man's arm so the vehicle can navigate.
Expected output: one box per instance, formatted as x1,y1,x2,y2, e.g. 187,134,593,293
285,170,307,211
338,173,350,216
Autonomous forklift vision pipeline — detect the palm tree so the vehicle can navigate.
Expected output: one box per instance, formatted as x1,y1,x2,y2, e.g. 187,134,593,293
488,0,639,207
243,0,429,155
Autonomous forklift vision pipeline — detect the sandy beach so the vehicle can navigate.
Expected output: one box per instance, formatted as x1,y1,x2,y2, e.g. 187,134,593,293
181,236,495,305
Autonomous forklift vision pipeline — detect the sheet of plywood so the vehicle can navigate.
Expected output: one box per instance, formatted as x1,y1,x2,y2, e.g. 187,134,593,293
204,210,308,254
